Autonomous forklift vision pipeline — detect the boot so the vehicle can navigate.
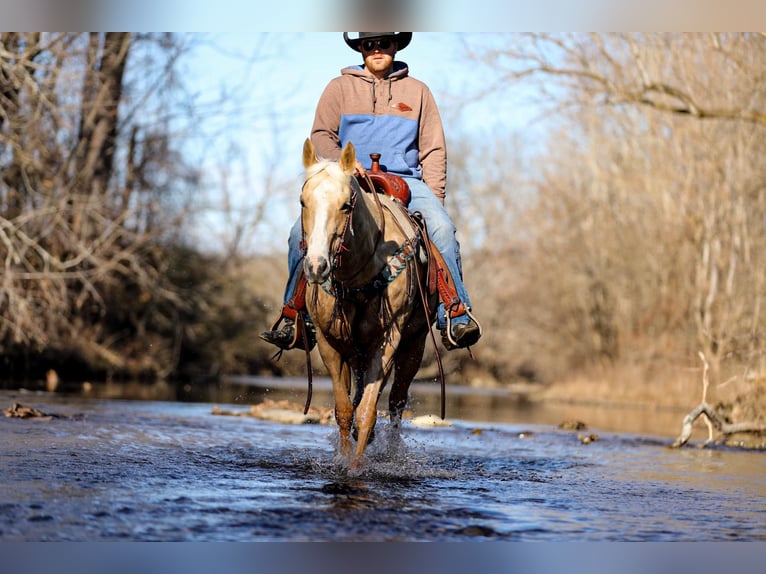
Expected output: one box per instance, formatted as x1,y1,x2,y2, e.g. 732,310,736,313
424,236,482,350
260,314,316,351
259,271,316,351
441,312,482,350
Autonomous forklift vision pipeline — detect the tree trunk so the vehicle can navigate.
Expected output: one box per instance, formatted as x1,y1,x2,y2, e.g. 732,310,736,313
75,32,131,199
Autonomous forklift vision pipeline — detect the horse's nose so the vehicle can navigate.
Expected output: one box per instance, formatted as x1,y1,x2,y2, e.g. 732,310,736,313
304,255,329,284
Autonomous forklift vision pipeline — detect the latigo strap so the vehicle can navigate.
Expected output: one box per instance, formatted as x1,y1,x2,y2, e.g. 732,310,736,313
426,237,467,318
281,268,307,320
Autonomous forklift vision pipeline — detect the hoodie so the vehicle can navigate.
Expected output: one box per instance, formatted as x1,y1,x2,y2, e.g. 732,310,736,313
310,61,448,201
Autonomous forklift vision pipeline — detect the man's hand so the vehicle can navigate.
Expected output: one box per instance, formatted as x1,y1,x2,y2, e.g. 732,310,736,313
353,161,367,178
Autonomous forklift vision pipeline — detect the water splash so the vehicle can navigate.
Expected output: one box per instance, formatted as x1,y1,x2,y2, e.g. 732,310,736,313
308,421,458,481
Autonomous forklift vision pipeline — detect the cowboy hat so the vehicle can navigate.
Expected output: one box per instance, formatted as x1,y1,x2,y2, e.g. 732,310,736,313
343,32,412,52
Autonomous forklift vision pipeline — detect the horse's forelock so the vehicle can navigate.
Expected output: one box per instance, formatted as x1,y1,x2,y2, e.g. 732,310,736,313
305,160,348,188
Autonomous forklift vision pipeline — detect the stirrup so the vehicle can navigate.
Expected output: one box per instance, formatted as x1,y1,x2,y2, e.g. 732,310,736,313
260,312,316,351
442,308,482,350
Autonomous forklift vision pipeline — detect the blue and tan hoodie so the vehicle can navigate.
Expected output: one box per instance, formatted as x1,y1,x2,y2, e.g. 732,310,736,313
310,61,448,202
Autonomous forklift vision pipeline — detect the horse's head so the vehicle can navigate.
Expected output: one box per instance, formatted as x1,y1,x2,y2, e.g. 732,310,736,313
300,138,357,284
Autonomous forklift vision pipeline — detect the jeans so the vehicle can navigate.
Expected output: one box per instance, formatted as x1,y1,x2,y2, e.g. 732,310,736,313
283,177,473,328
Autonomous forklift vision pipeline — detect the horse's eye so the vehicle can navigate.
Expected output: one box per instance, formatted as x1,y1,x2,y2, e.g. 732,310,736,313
300,199,306,208
340,202,352,213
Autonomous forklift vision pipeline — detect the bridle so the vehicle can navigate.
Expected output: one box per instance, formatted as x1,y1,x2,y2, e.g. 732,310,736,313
303,173,386,294
329,180,361,277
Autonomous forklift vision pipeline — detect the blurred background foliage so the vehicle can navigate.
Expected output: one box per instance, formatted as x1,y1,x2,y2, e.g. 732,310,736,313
2,33,765,421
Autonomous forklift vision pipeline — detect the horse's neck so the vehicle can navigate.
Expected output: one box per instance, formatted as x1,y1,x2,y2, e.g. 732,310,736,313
355,187,384,231
336,187,389,282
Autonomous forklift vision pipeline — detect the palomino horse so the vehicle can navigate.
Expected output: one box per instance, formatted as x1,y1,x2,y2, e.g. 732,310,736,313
300,138,438,466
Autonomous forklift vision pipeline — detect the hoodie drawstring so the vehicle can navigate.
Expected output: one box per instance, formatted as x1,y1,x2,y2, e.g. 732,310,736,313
371,78,394,112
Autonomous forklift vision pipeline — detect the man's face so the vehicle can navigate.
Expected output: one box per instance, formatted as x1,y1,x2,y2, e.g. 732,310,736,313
361,37,397,76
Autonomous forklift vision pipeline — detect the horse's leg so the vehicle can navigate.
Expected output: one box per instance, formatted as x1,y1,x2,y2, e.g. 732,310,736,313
389,334,427,427
352,380,384,463
352,344,397,464
333,360,354,458
318,338,354,458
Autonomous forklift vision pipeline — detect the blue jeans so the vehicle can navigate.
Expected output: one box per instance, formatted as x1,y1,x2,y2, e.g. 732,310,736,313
284,177,473,328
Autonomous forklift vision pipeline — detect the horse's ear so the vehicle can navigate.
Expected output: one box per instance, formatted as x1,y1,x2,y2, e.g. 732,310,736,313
303,138,317,169
339,141,356,175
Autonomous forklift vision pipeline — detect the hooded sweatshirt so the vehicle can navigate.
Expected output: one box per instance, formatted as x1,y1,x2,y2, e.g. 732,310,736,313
310,61,447,201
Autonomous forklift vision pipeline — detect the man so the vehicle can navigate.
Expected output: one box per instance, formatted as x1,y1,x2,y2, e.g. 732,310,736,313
261,32,481,350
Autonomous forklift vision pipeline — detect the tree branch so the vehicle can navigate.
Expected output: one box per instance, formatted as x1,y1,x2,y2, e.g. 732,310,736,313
671,401,766,447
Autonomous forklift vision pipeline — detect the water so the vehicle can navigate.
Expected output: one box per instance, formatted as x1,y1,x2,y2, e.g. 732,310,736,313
1,387,764,541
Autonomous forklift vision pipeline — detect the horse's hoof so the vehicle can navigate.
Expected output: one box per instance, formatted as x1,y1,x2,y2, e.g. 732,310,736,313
349,456,366,473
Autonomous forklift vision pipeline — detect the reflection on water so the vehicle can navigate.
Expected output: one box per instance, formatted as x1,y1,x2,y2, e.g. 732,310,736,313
6,375,692,439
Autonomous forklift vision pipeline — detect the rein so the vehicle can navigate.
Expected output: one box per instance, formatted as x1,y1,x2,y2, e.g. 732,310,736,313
342,173,449,419
330,183,357,271
321,239,416,300
322,174,386,295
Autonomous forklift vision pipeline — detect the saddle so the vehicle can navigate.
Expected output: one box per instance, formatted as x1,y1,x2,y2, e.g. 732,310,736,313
357,153,411,206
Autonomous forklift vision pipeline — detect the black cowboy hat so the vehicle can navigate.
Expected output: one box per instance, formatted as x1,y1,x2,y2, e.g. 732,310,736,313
343,32,412,52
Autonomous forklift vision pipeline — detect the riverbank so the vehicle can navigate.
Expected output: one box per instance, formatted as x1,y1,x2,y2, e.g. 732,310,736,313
3,365,764,445
533,368,766,448
0,377,699,441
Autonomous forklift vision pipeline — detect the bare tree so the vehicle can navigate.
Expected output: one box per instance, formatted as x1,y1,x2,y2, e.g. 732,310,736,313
0,33,199,379
458,33,766,410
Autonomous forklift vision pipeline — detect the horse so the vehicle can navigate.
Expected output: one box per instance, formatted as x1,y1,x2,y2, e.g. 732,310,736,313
299,138,438,467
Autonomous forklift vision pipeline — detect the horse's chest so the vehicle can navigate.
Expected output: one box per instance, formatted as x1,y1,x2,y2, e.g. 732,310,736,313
314,295,389,343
